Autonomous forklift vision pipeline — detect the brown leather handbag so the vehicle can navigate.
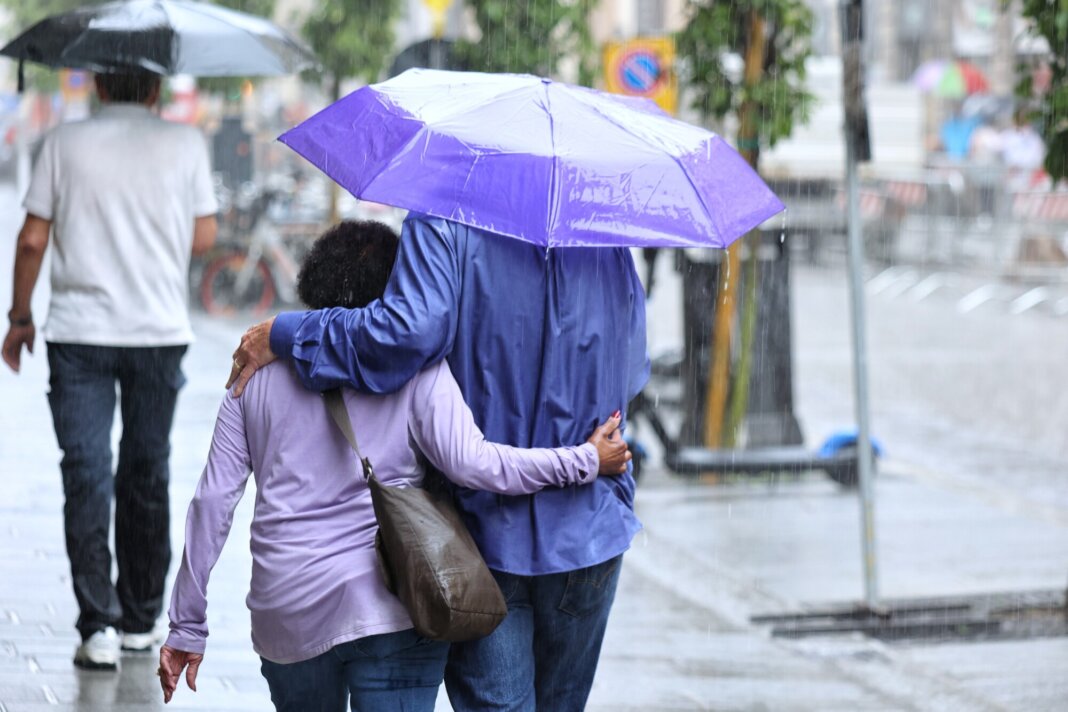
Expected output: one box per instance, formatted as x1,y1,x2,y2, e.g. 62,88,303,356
324,389,507,642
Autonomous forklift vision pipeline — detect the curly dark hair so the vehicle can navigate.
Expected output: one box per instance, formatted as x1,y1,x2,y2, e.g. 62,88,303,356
296,220,399,310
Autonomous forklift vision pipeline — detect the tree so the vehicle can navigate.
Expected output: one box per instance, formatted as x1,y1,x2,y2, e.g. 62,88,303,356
455,0,598,85
302,0,400,102
676,0,814,448
677,0,814,160
1015,0,1068,182
301,0,402,220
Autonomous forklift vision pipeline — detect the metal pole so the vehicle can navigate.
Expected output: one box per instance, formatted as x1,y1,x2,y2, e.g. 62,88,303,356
429,40,444,71
845,136,879,609
842,0,879,610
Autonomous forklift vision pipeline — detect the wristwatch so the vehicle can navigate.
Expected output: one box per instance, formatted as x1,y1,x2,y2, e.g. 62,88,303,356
7,310,32,327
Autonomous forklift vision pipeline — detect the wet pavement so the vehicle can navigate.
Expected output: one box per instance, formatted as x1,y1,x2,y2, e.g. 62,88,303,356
2,183,1067,710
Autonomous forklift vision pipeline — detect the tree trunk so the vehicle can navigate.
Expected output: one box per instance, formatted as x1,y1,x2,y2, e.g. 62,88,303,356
328,74,342,225
703,10,766,449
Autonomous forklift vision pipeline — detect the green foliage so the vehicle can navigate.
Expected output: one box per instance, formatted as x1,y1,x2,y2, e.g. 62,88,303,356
216,0,275,18
676,0,814,152
456,0,598,86
1015,0,1068,181
0,0,275,26
302,0,401,99
0,0,95,28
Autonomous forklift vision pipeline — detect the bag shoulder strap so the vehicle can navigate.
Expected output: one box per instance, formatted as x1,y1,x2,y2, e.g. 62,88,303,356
324,389,375,480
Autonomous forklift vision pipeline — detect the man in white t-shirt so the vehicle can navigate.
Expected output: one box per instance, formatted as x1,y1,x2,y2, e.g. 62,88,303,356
2,71,218,670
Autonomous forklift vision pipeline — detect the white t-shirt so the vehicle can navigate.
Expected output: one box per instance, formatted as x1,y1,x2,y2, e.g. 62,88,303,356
23,104,218,346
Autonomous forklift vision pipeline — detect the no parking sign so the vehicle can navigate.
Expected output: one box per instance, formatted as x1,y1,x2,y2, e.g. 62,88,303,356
603,37,677,115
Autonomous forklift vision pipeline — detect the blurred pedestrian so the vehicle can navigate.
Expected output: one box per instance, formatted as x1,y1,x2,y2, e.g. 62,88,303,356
1,71,218,670
1001,110,1047,192
939,113,979,161
969,120,1004,220
158,220,630,709
228,212,649,711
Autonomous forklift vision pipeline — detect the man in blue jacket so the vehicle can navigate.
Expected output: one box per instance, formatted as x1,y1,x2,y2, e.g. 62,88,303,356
229,213,649,711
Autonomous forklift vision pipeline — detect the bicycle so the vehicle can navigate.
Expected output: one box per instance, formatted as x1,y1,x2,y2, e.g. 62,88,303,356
197,180,314,317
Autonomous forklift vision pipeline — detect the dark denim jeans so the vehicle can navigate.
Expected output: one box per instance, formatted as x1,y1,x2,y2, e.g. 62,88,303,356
445,554,624,712
46,342,186,640
259,629,449,712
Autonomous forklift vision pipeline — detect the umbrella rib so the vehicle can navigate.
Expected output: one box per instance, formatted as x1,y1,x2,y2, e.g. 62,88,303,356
543,82,560,248
360,125,433,198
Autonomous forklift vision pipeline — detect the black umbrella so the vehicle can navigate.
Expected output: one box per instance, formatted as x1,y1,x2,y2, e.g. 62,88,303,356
1,0,316,88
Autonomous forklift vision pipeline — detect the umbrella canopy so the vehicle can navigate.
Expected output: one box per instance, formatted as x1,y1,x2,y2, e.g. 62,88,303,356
0,0,315,78
279,69,784,249
912,60,990,99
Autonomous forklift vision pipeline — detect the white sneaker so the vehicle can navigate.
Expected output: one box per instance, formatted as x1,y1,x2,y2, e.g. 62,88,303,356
121,623,167,652
74,627,120,670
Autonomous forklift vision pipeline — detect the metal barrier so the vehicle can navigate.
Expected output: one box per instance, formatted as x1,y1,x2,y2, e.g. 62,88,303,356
771,170,1067,272
1004,190,1068,278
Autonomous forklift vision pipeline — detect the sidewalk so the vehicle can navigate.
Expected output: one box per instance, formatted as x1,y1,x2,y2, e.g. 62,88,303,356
1,174,1066,710
2,312,1067,710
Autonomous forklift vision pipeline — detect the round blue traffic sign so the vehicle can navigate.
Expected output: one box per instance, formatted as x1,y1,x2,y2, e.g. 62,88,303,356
617,50,663,96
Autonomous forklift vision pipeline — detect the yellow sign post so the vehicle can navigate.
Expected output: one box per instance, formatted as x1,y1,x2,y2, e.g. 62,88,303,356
603,37,677,116
422,0,453,38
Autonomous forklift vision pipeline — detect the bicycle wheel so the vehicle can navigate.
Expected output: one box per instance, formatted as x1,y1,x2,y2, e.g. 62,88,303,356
200,252,276,317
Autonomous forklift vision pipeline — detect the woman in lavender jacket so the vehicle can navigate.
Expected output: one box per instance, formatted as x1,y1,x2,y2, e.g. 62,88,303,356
157,221,629,711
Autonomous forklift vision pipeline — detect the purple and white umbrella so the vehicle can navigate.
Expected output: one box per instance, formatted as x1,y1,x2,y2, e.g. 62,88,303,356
281,69,784,249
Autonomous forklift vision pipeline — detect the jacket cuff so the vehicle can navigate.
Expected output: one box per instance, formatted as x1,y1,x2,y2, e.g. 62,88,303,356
269,311,303,360
164,630,206,655
575,443,599,485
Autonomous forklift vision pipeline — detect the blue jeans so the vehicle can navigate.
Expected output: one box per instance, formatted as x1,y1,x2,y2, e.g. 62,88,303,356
445,554,623,712
46,343,186,640
259,629,449,711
